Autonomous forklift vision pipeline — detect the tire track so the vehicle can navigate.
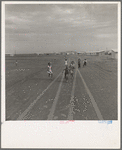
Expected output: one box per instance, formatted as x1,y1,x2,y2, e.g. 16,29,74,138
47,73,64,120
75,58,103,120
17,72,62,120
67,69,77,120
77,69,103,120
67,57,77,120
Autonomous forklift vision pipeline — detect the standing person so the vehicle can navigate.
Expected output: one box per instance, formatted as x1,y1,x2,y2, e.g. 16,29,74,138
15,60,18,66
71,61,75,69
78,58,81,68
69,65,74,79
65,59,68,66
83,59,87,67
63,66,69,82
47,62,53,78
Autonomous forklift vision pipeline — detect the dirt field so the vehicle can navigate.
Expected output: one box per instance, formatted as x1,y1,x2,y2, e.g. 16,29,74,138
5,54,117,120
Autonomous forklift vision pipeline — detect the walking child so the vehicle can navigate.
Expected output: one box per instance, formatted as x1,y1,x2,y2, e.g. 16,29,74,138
15,60,18,67
69,64,74,79
64,59,68,67
47,62,53,78
63,66,69,82
83,59,87,67
78,58,81,68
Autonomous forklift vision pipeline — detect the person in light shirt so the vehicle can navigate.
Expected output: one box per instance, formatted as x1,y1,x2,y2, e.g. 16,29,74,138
47,62,53,78
15,60,18,66
64,59,68,67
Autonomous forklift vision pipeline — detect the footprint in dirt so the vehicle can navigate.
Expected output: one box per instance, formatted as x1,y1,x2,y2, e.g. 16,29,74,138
61,114,67,118
53,116,58,120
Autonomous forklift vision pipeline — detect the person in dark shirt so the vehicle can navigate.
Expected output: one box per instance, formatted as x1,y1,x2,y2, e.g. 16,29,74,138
71,61,75,69
69,64,74,79
83,59,87,67
78,58,81,68
63,66,69,82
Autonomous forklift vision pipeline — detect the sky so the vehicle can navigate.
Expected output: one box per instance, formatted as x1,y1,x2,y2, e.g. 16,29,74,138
5,3,118,54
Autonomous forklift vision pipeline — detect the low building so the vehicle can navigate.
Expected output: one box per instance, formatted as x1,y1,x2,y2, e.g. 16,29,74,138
98,51,105,56
36,52,42,55
111,50,118,59
91,52,98,56
86,52,98,56
55,52,60,55
61,52,66,55
86,53,91,56
10,54,14,56
6,53,14,56
106,49,118,59
5,54,10,56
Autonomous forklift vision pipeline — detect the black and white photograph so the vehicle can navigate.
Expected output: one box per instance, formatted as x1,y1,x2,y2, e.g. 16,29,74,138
1,1,121,148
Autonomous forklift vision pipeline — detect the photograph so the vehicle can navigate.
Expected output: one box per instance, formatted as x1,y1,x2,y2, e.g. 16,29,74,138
1,1,120,148
5,3,119,120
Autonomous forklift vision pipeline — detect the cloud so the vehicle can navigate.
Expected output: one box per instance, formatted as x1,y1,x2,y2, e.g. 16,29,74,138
95,34,111,38
53,5,74,14
6,16,31,25
5,4,118,53
95,33,117,38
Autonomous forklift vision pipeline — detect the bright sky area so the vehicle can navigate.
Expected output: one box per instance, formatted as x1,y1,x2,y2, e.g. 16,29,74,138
5,3,118,54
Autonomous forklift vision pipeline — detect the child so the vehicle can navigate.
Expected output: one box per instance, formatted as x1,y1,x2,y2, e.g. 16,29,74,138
47,62,53,78
69,64,74,79
64,59,68,67
70,61,75,69
15,60,18,66
83,59,87,67
70,68,74,79
78,58,81,68
63,66,69,82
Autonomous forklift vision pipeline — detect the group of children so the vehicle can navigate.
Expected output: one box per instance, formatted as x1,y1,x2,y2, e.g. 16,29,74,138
63,58,87,82
78,58,87,68
47,58,87,81
47,59,74,81
63,59,74,82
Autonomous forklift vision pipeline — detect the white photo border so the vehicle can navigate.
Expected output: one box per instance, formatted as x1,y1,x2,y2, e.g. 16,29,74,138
1,1,121,148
